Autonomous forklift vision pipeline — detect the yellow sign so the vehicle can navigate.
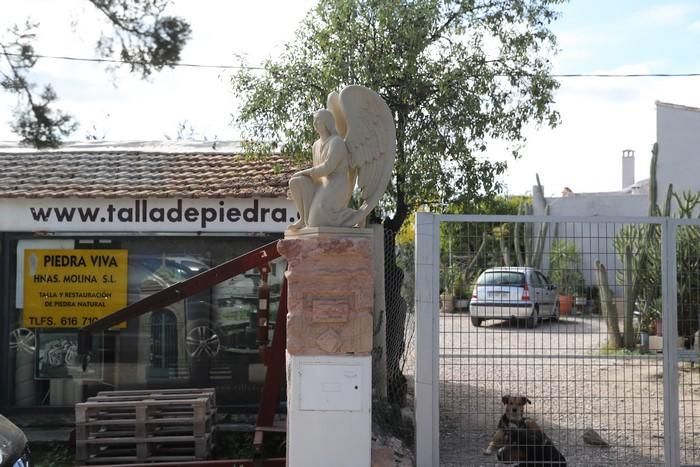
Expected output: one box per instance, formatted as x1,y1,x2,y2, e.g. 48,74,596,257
24,249,128,328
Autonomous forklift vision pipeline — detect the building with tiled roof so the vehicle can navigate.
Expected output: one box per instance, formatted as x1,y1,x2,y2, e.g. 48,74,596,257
0,142,302,415
0,141,299,199
0,141,303,233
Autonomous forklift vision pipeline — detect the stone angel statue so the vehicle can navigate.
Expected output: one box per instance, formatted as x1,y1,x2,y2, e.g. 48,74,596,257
288,85,396,230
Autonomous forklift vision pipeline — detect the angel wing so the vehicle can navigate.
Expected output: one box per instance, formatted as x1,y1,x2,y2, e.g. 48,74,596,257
338,85,396,225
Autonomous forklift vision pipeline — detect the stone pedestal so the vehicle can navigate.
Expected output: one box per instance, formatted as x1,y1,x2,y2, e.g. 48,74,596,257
279,228,374,355
279,228,373,467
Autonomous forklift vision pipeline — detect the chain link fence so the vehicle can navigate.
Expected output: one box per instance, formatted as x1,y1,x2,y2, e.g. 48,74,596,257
371,225,416,465
415,214,700,466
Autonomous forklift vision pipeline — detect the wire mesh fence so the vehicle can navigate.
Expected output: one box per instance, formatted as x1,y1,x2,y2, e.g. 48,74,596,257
418,215,700,467
371,226,416,465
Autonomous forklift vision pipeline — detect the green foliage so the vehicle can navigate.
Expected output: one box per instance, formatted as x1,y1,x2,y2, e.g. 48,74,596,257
510,194,549,269
613,143,700,338
442,196,522,267
452,273,466,298
440,195,522,297
445,195,528,217
90,0,191,78
597,341,653,356
396,239,415,311
1,22,77,148
232,0,563,233
0,0,191,148
674,192,700,336
638,297,661,334
613,223,661,304
549,239,585,296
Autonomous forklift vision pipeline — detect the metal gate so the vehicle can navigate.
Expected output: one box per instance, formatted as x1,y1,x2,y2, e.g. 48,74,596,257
415,214,700,466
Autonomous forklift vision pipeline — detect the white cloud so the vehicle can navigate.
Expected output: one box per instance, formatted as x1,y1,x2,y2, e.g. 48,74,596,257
688,20,700,32
1,0,699,200
0,0,316,142
500,64,700,196
627,2,698,28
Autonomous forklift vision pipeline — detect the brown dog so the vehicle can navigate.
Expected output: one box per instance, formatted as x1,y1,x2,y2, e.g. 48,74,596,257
497,426,567,466
483,395,541,456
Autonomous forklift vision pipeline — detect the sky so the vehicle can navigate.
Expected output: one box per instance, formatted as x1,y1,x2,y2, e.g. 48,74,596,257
1,0,699,197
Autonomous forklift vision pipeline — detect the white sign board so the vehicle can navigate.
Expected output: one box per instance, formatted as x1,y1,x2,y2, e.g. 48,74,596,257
0,198,298,233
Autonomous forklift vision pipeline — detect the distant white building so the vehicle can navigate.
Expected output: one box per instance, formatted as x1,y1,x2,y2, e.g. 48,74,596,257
532,101,700,293
535,101,700,219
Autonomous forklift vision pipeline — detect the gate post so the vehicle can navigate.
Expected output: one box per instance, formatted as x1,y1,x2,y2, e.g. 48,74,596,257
415,212,440,466
662,219,680,466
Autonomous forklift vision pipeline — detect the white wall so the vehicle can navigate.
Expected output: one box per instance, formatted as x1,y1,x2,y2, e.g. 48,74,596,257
656,102,700,204
546,193,647,218
534,193,648,297
528,102,700,298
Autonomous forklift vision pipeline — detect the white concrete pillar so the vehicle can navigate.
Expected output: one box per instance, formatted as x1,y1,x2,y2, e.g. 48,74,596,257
414,212,440,467
279,228,374,467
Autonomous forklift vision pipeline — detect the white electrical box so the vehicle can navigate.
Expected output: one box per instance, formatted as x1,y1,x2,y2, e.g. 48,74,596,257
287,354,371,467
299,363,362,411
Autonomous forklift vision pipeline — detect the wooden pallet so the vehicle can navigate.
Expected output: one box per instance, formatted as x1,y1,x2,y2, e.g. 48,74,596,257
76,388,216,464
94,388,216,405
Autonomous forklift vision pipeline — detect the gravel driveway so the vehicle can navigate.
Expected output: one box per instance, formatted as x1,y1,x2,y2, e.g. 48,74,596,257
435,313,700,466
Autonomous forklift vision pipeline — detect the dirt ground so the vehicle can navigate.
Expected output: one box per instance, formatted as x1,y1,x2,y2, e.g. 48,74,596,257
431,313,700,466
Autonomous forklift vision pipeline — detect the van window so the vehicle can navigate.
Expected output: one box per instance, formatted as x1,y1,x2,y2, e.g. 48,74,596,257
477,271,526,286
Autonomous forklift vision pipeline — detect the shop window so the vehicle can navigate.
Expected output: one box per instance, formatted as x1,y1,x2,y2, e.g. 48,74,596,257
149,310,178,379
7,235,284,408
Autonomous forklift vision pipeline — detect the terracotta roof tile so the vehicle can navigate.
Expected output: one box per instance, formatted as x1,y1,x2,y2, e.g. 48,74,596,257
0,151,303,199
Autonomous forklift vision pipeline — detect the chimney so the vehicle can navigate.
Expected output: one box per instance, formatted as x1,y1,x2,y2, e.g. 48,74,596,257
622,149,635,189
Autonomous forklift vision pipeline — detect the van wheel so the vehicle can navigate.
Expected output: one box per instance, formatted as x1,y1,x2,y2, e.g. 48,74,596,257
527,308,539,329
471,317,482,327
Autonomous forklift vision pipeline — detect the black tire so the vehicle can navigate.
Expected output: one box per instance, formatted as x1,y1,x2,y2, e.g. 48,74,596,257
527,308,539,329
551,301,560,321
471,316,482,327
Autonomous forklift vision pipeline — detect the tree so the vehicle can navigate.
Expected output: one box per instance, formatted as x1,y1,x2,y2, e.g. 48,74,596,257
233,0,563,402
233,0,562,233
0,0,191,148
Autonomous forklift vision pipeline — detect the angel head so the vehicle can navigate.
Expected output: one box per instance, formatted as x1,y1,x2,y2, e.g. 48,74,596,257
313,109,337,136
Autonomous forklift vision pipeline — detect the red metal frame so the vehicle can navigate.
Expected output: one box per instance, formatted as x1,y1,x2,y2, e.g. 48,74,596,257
254,279,287,454
76,239,287,464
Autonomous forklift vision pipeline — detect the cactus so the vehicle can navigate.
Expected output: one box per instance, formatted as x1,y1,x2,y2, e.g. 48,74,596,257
453,231,489,298
612,143,669,349
623,246,635,349
511,174,549,269
513,202,525,266
499,226,511,266
649,143,658,216
596,260,623,349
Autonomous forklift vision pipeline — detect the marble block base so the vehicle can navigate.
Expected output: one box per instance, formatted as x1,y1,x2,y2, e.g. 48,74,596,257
278,228,374,355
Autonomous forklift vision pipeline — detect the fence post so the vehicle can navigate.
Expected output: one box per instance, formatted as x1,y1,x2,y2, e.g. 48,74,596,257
414,212,440,466
662,219,680,467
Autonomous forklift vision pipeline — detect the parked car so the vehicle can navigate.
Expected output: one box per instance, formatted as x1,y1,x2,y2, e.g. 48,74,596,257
469,267,559,328
0,415,30,467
